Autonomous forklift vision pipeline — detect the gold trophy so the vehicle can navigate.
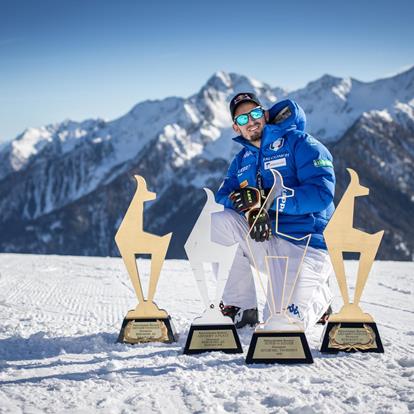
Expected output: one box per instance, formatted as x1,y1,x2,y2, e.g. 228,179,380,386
245,170,313,364
115,175,177,344
320,168,384,353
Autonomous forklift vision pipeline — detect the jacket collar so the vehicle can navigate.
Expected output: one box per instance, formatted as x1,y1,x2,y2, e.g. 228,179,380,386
232,124,288,152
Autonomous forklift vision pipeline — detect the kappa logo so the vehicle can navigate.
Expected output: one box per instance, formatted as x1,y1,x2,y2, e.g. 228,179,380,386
287,303,301,318
269,138,284,151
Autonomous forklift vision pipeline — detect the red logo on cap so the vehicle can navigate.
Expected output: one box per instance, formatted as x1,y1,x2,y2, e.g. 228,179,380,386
234,94,250,104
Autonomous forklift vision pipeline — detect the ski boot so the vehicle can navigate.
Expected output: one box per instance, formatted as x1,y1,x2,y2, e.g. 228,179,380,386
317,305,333,325
220,302,259,329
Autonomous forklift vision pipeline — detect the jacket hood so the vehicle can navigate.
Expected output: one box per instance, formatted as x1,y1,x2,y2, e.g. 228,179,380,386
268,99,306,132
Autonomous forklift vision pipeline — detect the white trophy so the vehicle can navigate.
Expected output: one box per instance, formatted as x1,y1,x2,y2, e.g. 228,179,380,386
245,170,313,364
183,189,242,354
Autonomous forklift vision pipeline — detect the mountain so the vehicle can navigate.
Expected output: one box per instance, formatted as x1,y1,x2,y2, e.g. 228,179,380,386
0,67,413,260
331,104,414,260
289,66,414,142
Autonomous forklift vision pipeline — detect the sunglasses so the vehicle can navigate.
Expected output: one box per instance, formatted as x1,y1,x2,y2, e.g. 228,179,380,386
234,107,264,126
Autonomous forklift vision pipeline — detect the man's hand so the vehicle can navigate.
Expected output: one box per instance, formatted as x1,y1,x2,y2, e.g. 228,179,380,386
229,187,261,213
247,208,271,242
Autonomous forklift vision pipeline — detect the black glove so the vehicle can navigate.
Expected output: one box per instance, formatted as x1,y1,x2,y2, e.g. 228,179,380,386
229,187,261,213
247,208,271,242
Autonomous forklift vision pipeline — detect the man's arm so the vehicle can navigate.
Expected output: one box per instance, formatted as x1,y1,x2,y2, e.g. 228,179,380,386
215,158,240,209
277,133,335,215
216,157,271,242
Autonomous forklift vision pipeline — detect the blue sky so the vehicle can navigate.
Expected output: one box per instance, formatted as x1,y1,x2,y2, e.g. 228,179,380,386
1,0,413,143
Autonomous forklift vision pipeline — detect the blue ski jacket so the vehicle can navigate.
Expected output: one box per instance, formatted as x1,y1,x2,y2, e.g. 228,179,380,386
215,99,335,250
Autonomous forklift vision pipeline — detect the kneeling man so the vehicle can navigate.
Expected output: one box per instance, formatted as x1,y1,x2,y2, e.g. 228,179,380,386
213,92,335,330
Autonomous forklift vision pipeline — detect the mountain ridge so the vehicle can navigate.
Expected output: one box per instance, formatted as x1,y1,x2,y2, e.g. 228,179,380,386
0,66,413,260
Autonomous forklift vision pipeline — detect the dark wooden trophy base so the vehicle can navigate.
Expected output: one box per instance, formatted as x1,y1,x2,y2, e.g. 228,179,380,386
246,331,313,364
320,321,384,353
117,316,178,344
183,324,243,354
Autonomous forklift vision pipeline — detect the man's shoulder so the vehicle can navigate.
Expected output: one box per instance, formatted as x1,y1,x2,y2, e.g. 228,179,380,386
262,125,307,147
285,129,326,149
229,147,254,165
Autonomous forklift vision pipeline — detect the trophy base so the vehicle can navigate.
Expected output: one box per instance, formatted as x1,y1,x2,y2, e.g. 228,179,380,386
183,324,243,354
320,321,384,353
246,331,313,364
117,316,178,344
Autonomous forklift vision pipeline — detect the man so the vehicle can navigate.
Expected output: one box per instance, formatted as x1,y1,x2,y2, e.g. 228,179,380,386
212,92,335,329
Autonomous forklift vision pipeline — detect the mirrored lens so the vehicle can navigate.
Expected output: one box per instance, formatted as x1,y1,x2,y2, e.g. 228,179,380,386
250,108,264,119
235,114,249,126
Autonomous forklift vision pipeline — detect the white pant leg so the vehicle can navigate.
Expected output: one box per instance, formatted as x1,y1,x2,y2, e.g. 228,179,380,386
285,244,334,331
211,209,268,310
262,238,333,331
262,237,304,322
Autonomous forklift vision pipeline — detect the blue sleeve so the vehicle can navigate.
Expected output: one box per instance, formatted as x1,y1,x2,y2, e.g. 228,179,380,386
215,157,239,209
278,133,335,215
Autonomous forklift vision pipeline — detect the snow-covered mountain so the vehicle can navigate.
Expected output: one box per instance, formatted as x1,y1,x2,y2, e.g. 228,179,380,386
289,67,414,142
0,67,413,259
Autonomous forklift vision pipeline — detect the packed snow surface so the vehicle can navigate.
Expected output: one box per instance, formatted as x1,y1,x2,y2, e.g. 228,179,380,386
0,254,413,413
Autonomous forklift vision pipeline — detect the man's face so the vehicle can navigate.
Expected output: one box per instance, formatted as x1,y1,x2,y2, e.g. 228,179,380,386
232,102,268,144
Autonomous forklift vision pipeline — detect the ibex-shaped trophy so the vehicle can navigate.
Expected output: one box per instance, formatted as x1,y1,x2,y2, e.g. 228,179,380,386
115,175,177,344
321,168,384,353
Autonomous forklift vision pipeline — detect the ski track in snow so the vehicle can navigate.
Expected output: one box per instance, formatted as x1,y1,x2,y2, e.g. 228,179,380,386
0,254,413,414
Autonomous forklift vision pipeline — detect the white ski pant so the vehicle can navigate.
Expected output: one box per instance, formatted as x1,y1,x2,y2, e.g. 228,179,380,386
211,208,333,331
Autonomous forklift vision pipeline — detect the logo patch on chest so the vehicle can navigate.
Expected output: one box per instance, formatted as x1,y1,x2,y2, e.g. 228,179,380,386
264,158,287,169
269,138,284,151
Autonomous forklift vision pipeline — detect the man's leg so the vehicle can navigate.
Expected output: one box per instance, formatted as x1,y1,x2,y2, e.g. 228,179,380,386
261,237,333,330
285,243,333,330
211,208,264,310
262,237,304,322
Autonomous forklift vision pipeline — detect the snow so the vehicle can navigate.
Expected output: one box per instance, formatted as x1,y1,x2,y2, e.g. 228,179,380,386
0,254,413,413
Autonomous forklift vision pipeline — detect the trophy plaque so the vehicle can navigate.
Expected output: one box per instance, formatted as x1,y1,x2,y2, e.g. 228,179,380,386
115,175,178,344
246,169,313,364
320,168,384,353
183,189,242,354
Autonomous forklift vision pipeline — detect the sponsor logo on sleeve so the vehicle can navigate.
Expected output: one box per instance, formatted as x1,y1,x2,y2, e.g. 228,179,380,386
237,165,251,174
269,137,284,151
264,158,287,170
306,136,318,146
313,159,333,168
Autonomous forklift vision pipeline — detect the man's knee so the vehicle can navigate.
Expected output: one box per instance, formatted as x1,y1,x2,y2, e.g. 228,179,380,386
211,208,245,244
